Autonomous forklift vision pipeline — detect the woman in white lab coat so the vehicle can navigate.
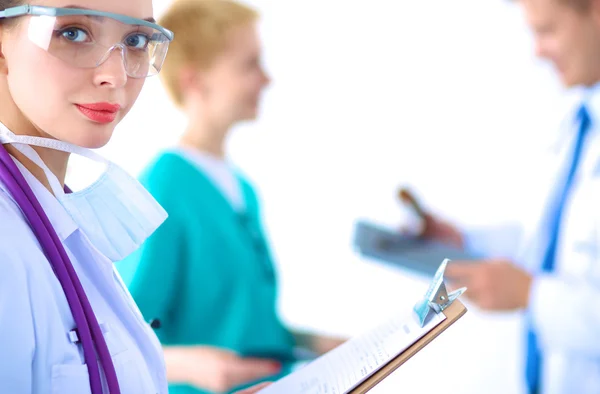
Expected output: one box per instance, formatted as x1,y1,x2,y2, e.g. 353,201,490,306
0,0,266,393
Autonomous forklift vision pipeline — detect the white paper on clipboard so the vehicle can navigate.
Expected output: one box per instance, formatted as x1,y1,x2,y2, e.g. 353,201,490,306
257,308,446,394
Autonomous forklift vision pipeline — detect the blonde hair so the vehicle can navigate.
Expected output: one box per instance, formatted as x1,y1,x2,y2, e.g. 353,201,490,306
158,0,259,107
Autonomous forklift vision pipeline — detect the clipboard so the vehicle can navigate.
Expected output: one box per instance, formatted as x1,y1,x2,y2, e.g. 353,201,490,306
350,300,466,393
257,259,467,394
353,220,478,277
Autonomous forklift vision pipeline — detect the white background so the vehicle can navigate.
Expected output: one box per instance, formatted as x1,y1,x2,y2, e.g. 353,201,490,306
69,0,578,392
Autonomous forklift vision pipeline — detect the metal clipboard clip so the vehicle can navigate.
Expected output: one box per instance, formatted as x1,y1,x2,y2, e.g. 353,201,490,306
413,258,466,327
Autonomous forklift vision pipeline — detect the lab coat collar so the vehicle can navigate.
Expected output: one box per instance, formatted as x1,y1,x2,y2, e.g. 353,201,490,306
0,156,78,242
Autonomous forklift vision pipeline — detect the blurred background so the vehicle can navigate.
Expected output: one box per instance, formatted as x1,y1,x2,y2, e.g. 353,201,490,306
69,0,578,392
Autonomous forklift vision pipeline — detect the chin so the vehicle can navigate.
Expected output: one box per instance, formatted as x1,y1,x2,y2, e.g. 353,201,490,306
241,106,260,121
560,75,578,88
244,112,259,121
556,68,580,88
69,123,115,149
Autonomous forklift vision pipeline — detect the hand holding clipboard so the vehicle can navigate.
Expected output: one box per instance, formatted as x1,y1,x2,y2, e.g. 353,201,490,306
353,188,478,277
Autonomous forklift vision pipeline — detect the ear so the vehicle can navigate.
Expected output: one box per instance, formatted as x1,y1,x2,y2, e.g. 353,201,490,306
178,64,210,98
0,27,7,75
178,65,197,89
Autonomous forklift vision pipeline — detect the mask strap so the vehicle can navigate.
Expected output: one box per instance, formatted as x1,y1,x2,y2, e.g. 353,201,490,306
3,142,66,197
2,133,108,163
0,125,108,197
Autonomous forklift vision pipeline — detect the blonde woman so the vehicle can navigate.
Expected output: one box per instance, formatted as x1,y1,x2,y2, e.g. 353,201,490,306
117,1,344,393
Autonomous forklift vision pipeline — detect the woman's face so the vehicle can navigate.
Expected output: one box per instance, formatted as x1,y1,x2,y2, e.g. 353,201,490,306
200,23,270,125
0,0,154,148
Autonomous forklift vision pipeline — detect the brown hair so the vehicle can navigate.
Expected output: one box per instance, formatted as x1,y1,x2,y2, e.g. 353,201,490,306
513,0,592,11
558,0,591,11
0,0,21,10
0,1,22,19
158,0,259,107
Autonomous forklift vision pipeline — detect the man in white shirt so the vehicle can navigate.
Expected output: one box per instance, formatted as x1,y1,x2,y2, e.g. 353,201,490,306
415,0,600,393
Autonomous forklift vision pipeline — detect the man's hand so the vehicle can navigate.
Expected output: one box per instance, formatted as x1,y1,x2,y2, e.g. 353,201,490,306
398,188,464,248
445,259,533,311
420,214,465,248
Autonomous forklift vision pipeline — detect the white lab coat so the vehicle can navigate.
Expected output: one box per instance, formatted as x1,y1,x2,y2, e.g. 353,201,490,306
466,91,600,394
0,160,168,393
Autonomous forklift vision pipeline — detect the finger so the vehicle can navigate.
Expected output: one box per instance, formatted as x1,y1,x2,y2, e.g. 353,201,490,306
421,214,436,231
421,216,462,246
461,278,497,309
233,382,273,394
447,278,470,292
460,286,485,307
230,358,281,387
418,217,440,240
445,262,479,281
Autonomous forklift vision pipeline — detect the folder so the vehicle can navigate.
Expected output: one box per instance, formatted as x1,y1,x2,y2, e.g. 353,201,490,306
353,220,478,277
257,260,467,394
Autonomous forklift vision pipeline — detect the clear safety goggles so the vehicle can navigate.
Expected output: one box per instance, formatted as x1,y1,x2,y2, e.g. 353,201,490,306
0,5,174,78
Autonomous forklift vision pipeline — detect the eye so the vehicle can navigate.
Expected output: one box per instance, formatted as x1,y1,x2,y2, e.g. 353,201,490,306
124,33,149,50
59,27,90,43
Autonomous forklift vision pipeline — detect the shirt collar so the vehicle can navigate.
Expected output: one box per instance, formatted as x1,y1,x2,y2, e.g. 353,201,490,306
549,83,600,150
573,82,600,129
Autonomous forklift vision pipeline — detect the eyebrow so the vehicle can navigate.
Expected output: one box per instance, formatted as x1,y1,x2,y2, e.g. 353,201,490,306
62,5,156,23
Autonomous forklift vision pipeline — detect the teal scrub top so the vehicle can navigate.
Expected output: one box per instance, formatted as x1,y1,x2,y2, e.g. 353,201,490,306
117,151,296,394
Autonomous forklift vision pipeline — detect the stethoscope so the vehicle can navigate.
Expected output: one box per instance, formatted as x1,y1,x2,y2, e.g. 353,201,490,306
0,142,121,394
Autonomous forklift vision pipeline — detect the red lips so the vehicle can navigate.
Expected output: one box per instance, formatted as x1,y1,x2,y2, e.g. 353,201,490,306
76,102,121,124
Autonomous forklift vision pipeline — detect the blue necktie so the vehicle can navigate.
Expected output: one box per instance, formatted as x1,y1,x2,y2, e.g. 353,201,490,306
525,105,592,394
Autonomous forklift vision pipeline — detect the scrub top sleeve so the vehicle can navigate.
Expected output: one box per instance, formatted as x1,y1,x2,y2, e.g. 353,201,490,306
126,208,186,328
122,153,189,327
0,249,34,393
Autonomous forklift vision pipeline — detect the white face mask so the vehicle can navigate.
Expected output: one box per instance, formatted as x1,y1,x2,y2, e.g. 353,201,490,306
0,124,167,262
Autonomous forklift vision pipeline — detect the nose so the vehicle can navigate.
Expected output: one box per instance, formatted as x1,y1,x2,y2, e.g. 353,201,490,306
533,37,547,60
260,67,271,87
93,45,128,88
534,43,543,59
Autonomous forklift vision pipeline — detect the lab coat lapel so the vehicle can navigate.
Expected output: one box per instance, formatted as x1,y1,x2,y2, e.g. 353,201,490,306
515,128,573,272
591,157,600,267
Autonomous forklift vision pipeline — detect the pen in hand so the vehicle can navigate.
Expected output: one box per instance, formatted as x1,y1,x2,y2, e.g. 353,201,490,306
397,187,427,219
397,187,464,248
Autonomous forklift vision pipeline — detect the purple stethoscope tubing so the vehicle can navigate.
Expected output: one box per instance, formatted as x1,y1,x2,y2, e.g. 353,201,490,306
0,143,121,394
